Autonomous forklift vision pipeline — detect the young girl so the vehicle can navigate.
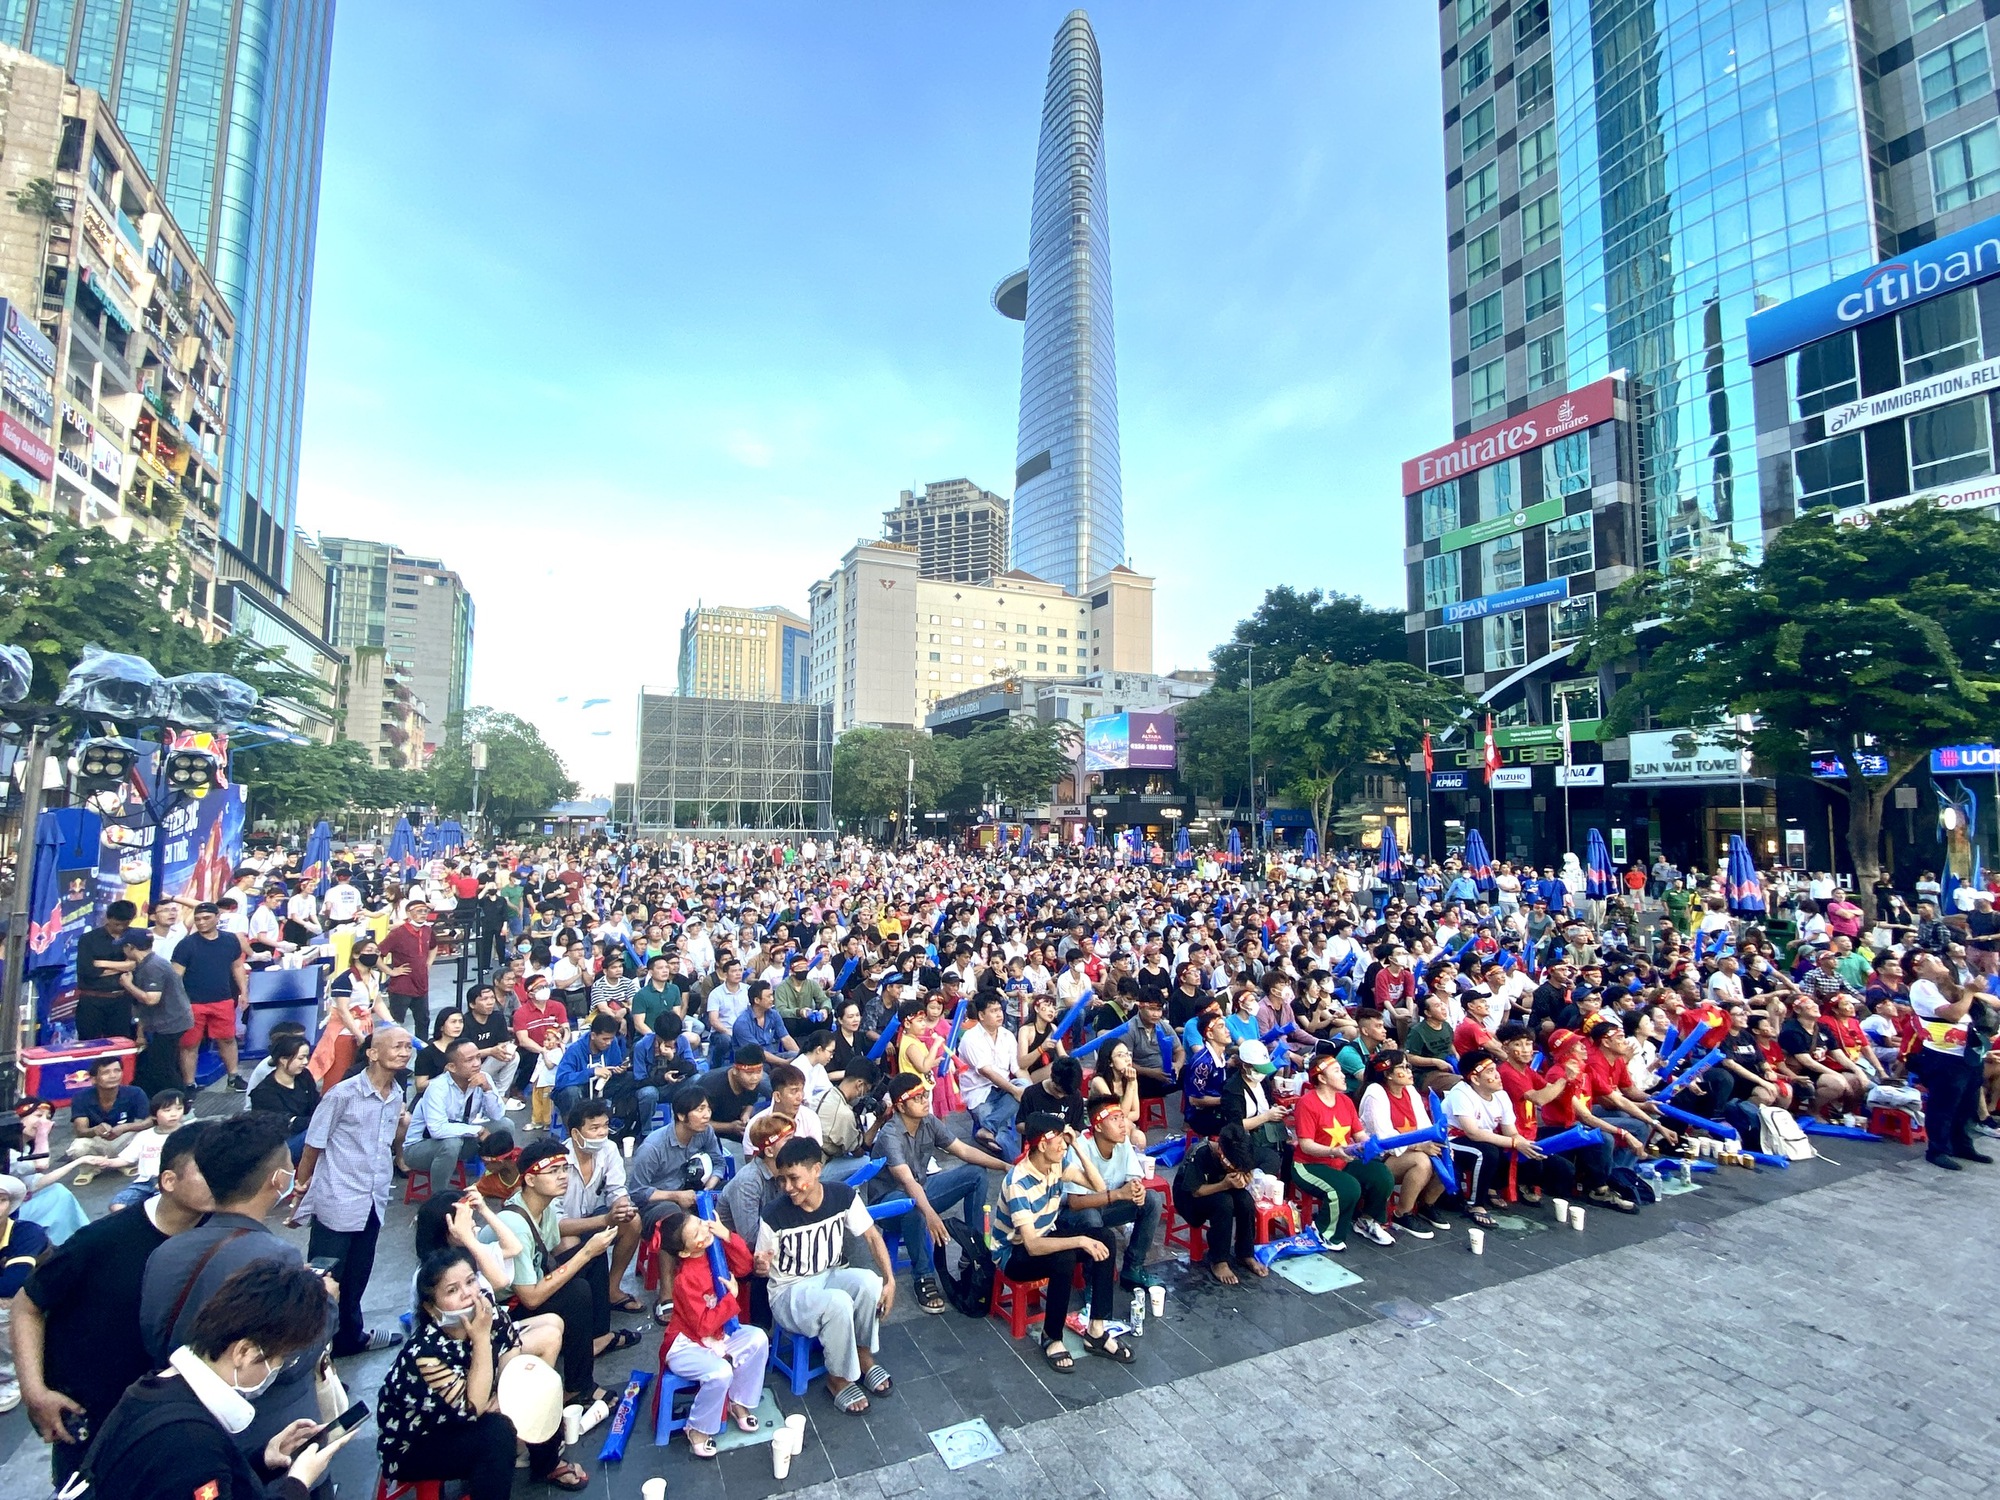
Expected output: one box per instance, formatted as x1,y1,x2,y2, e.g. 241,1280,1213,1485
657,1209,771,1459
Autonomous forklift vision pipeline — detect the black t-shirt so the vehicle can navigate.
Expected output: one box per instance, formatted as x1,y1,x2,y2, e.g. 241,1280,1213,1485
1017,1081,1088,1134
1778,1019,1832,1062
1723,1030,1768,1080
24,1200,172,1419
828,1031,869,1080
1173,1140,1236,1201
75,925,127,996
1166,986,1206,1030
1529,982,1570,1029
465,1008,513,1052
413,1043,449,1085
699,1068,761,1128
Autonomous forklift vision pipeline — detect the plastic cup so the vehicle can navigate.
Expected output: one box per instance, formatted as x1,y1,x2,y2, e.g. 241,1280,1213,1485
642,1481,667,1500
1552,1198,1569,1225
1570,1206,1586,1232
622,1136,634,1158
561,1405,581,1448
784,1413,806,1448
1467,1226,1485,1255
1149,1284,1165,1317
773,1441,792,1478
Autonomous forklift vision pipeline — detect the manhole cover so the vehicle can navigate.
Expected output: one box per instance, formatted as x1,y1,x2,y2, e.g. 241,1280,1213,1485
1373,1297,1438,1329
930,1417,1005,1470
1672,1219,1711,1239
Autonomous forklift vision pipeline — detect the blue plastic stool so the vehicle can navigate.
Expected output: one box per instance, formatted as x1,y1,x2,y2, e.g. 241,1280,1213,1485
769,1323,825,1397
651,1369,694,1444
868,1195,916,1273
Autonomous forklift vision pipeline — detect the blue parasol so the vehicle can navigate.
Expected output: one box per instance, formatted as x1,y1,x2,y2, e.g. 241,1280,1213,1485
1018,821,1033,858
1463,827,1494,890
304,819,333,898
1226,826,1243,869
1083,823,1096,850
1303,826,1320,859
437,819,465,853
1377,824,1400,883
1724,833,1766,915
1174,826,1191,870
387,815,418,872
1585,826,1615,900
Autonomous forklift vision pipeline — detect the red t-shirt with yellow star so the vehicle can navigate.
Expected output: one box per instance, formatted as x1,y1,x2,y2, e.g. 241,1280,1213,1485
1293,1086,1363,1171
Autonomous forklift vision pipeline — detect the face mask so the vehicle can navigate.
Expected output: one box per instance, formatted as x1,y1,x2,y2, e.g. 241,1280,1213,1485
435,1305,476,1330
232,1353,280,1398
356,953,379,967
575,1136,608,1154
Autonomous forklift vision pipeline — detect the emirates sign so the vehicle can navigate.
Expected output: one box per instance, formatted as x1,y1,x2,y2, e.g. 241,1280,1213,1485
1402,377,1619,495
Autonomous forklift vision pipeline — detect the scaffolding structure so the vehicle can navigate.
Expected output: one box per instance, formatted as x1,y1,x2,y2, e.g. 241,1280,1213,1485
634,691,832,836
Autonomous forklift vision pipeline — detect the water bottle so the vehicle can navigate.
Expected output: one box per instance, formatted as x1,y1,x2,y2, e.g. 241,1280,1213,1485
1130,1287,1147,1337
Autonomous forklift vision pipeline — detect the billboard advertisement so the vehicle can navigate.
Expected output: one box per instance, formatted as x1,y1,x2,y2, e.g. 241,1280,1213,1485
1082,711,1176,772
1401,377,1617,494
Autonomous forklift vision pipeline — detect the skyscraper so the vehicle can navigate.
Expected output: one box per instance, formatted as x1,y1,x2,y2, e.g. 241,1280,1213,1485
8,1,336,591
881,478,1009,583
320,535,475,755
677,603,812,703
994,8,1123,595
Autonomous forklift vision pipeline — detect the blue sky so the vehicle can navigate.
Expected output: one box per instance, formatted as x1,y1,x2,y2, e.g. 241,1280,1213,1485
295,2,1450,792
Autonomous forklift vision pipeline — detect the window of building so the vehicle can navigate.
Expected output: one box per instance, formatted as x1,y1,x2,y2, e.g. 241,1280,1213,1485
1036,625,1048,635
1900,286,1981,382
1470,357,1507,418
1460,36,1491,97
1909,395,1992,488
928,614,939,623
1526,331,1566,390
1466,226,1501,283
1016,623,1027,633
1424,554,1462,610
949,653,962,664
1914,0,1977,26
1919,28,1990,119
1518,123,1557,188
950,635,962,645
928,651,941,661
1477,456,1519,520
1520,191,1560,253
1552,676,1601,723
1457,0,1488,35
1792,331,1859,419
1516,55,1553,114
1426,624,1465,676
1545,509,1595,577
1513,0,1549,49
1462,98,1496,158
1932,120,2000,212
1056,627,1068,638
950,616,963,626
1550,594,1596,645
1468,291,1504,350
1464,161,1499,220
1481,531,1526,595
1529,436,1585,508
1420,481,1460,541
1522,261,1562,323
1037,643,1048,653
1794,432,1866,511
1484,611,1528,670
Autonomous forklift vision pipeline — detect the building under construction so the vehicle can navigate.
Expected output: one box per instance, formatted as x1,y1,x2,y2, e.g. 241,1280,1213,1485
634,691,833,836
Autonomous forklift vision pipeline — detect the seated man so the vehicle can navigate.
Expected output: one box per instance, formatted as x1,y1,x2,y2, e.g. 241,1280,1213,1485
630,1084,726,1235
561,1099,644,1313
731,980,800,1064
699,1045,767,1158
755,1137,897,1414
1127,994,1184,1107
1057,1096,1163,1294
815,1058,884,1165
1019,1055,1090,1135
1442,1052,1544,1228
64,1057,152,1165
957,993,1025,1158
404,1037,507,1189
1000,1114,1132,1369
872,1073,1010,1315
553,1013,658,1138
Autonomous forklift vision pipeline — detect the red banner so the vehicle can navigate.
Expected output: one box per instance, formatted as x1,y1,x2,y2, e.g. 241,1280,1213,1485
0,410,52,479
1402,377,1618,494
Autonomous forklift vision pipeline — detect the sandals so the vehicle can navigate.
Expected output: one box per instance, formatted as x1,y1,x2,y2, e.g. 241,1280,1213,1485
607,1293,644,1313
1081,1328,1135,1363
1465,1205,1498,1230
727,1401,761,1433
602,1328,642,1353
686,1429,720,1459
862,1363,892,1395
913,1275,947,1315
545,1461,590,1491
1042,1341,1076,1372
833,1381,871,1413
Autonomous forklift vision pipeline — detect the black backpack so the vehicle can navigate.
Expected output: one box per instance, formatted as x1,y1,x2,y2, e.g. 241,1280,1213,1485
938,1214,994,1318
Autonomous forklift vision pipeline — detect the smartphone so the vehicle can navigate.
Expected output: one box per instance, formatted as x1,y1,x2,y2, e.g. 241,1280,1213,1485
307,1400,369,1449
306,1255,342,1277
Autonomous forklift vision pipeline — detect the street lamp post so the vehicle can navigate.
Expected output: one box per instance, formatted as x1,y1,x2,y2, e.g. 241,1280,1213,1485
0,723,52,1111
1245,644,1257,851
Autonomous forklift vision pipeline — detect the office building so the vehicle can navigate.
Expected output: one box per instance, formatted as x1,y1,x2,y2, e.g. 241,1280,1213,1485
633,692,832,836
881,478,1009,584
339,643,423,770
320,535,475,756
8,1,336,594
808,539,921,734
1414,0,2000,870
677,603,811,702
993,8,1123,594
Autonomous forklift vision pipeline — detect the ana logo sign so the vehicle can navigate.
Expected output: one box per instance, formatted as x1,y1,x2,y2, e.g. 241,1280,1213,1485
1932,743,2000,774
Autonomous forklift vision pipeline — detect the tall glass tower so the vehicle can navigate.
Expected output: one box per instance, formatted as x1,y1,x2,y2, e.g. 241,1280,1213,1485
994,8,1123,595
5,0,336,591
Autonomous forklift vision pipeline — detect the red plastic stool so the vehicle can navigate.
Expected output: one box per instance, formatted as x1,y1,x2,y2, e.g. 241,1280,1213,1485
1868,1106,1926,1145
638,1222,663,1290
402,1162,470,1205
990,1267,1047,1339
376,1478,443,1500
1162,1196,1206,1261
1253,1200,1297,1245
1138,1096,1167,1132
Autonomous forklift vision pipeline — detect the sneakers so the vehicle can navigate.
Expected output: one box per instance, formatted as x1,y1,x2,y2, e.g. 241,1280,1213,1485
1119,1268,1163,1292
225,1074,248,1092
1322,1236,1349,1253
503,1099,526,1112
1589,1185,1638,1212
1355,1218,1395,1247
1413,1208,1451,1233
1395,1215,1435,1240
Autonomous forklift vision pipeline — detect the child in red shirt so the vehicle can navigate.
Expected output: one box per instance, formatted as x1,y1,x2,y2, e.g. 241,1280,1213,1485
659,1210,769,1458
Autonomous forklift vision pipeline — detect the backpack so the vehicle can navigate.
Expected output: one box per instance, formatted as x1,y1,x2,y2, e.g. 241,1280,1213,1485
1757,1105,1815,1162
1608,1164,1656,1209
938,1214,994,1318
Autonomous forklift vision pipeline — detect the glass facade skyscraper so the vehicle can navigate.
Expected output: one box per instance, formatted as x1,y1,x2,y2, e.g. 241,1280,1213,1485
998,8,1123,595
4,0,335,591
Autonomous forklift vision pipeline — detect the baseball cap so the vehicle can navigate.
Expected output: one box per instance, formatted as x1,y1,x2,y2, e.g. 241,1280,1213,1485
1237,1039,1277,1075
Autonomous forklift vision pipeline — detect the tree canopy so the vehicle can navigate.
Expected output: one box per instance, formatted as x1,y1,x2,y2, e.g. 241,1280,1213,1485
831,727,961,828
947,719,1077,810
1576,500,2000,907
426,708,578,830
1209,586,1404,682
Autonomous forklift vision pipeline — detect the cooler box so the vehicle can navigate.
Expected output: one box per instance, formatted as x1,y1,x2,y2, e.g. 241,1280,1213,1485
24,1041,140,1104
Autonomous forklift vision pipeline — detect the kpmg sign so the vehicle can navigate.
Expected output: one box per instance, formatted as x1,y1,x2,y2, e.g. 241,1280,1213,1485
1746,211,2000,365
1401,378,1617,494
1442,575,1570,624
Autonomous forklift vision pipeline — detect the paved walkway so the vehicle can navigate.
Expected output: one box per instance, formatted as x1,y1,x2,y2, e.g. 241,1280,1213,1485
783,1157,1998,1500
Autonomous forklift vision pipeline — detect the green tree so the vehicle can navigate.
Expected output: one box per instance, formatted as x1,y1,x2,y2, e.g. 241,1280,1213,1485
426,708,576,830
950,720,1077,809
831,728,961,831
1252,659,1472,844
1173,682,1253,808
1210,586,1404,682
230,738,378,824
1575,501,2000,913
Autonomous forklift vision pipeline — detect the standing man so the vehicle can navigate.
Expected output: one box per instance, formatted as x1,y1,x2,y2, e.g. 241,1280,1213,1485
320,866,364,928
172,901,250,1091
73,900,139,1041
294,1026,412,1357
119,930,194,1094
381,897,438,1040
405,1036,506,1189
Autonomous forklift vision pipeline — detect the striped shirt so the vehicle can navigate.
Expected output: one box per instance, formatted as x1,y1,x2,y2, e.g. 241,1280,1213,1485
999,1159,1064,1244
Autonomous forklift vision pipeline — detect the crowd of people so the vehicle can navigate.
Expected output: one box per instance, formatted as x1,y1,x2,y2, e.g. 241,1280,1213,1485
4,830,1993,1499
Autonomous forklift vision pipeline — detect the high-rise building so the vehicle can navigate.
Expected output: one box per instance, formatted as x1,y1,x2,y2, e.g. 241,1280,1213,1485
7,1,336,593
881,479,1009,583
994,8,1123,595
677,604,811,703
319,535,474,757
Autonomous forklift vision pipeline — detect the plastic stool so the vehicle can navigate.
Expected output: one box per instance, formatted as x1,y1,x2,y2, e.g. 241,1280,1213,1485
1253,1200,1297,1245
402,1161,470,1205
638,1223,662,1291
1868,1106,1926,1145
375,1479,443,1500
1138,1096,1167,1132
990,1266,1047,1339
1162,1196,1206,1262
770,1323,825,1396
651,1337,694,1440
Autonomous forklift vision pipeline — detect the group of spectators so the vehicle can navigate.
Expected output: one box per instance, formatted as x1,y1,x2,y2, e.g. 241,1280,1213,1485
6,832,1992,1500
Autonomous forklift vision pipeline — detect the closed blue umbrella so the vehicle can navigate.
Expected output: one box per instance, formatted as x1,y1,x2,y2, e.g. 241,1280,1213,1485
1083,823,1097,850
1127,825,1143,856
1018,821,1033,858
387,815,418,873
1585,826,1615,900
1377,824,1400,883
1174,826,1191,869
417,821,440,860
1463,827,1494,890
1226,826,1243,868
304,819,333,898
1725,833,1766,915
437,819,465,853
1303,826,1320,859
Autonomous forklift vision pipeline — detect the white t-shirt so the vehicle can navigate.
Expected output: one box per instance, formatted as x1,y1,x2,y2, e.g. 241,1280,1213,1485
1910,977,1971,1055
1442,1080,1517,1141
322,884,363,922
957,1024,1020,1110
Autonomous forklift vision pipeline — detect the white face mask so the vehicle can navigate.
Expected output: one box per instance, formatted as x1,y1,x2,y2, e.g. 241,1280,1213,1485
231,1351,280,1399
435,1305,476,1330
575,1136,608,1155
